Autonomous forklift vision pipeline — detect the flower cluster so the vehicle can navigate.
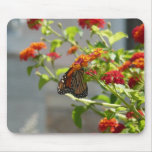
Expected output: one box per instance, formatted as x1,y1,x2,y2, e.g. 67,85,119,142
130,52,144,62
27,19,43,30
118,52,144,71
19,48,36,61
71,48,103,71
101,70,124,85
98,117,125,133
132,24,144,44
126,110,144,119
78,19,105,30
118,61,131,72
30,42,47,50
20,42,47,61
67,46,78,55
128,77,139,88
47,52,61,60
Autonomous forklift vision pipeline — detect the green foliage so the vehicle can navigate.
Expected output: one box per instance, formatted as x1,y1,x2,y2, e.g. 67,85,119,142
72,106,88,128
27,66,33,76
50,39,63,52
56,68,69,77
109,32,128,46
38,74,50,90
64,26,82,41
110,94,117,103
104,109,115,120
91,95,110,103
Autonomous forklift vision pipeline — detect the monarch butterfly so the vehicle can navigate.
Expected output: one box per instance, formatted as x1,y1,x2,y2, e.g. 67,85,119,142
57,68,88,98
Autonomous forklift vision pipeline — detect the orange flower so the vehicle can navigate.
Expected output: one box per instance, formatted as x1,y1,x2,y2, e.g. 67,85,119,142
67,46,78,55
71,54,91,70
132,24,144,44
70,48,103,74
132,58,144,70
20,47,36,61
118,61,131,72
30,42,47,51
98,117,125,133
89,48,103,61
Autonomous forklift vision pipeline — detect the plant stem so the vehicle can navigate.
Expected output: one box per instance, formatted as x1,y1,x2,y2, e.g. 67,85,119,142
90,105,105,117
43,65,58,82
98,33,109,48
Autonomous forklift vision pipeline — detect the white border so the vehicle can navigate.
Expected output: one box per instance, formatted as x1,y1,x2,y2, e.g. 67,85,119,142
0,0,151,151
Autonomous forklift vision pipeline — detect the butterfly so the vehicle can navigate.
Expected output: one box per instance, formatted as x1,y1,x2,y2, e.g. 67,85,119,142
57,68,88,98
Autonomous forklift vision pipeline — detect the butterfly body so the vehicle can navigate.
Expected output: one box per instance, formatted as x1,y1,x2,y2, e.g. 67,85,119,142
57,68,88,98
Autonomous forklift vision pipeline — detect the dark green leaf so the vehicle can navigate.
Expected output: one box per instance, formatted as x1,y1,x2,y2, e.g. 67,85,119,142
39,74,50,90
27,66,33,76
72,106,87,128
110,94,117,103
104,110,115,120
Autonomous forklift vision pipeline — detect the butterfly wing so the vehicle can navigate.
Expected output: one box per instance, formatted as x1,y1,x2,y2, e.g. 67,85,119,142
57,68,88,98
57,68,74,95
71,69,88,98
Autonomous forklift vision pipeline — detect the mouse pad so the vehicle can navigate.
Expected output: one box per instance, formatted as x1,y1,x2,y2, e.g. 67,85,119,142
7,19,145,133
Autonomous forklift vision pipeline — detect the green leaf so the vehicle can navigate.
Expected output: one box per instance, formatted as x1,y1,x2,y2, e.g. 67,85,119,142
104,110,115,120
91,95,110,103
109,32,128,46
64,26,82,41
139,120,145,131
27,66,33,76
41,26,52,36
116,107,127,112
50,39,63,52
72,106,87,128
100,29,113,38
56,68,69,76
38,74,50,90
110,94,117,103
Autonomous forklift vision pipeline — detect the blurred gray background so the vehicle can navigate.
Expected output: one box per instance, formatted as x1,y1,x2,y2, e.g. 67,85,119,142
7,19,142,133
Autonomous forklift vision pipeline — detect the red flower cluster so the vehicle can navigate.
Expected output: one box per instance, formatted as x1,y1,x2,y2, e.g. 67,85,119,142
130,52,144,62
27,19,43,30
98,117,125,133
86,69,97,76
128,77,139,88
47,52,61,60
78,19,105,30
132,24,144,44
20,42,47,61
101,70,124,85
126,110,144,119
